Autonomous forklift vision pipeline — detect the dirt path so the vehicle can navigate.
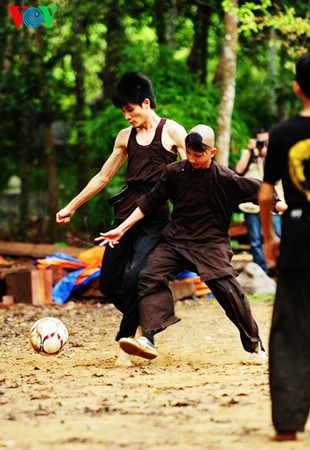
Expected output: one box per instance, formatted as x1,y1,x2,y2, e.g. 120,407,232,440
0,298,308,450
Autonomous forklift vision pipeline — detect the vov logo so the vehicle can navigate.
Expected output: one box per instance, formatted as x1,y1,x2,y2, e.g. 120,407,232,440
8,6,58,29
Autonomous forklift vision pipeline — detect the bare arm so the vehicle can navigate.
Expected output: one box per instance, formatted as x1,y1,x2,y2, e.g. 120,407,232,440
165,120,187,160
56,129,129,224
235,139,256,174
95,207,145,248
259,182,280,267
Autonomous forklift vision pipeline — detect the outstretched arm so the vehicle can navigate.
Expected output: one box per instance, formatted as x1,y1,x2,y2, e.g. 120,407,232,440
95,207,145,248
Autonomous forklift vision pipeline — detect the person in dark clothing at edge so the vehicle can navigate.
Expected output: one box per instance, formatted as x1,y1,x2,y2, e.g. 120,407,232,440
96,124,287,364
259,52,310,442
56,72,187,366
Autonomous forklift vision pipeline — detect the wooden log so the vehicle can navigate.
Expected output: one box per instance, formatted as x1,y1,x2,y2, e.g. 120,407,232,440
75,278,197,302
47,265,70,285
2,295,14,305
4,269,53,305
0,241,86,259
0,265,34,279
73,277,105,299
169,280,196,302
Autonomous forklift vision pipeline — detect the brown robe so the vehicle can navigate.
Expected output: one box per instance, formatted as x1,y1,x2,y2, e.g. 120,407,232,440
137,159,266,280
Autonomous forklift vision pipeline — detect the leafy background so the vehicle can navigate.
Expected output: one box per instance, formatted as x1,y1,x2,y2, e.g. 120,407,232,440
0,0,309,243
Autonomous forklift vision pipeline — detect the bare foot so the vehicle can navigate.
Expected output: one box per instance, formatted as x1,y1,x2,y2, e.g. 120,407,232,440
115,348,133,367
269,432,297,442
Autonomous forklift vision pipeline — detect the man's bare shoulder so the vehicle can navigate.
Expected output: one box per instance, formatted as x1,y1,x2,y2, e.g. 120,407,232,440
163,119,187,143
161,118,187,156
115,126,132,148
117,126,132,139
164,118,186,133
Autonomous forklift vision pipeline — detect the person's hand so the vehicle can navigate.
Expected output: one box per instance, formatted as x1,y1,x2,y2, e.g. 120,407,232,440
263,236,281,268
275,201,288,213
94,228,124,248
56,206,74,224
247,139,256,151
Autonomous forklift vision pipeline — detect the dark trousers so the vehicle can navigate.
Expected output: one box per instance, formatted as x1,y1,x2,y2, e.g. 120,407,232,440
99,217,168,341
269,269,310,432
138,243,261,353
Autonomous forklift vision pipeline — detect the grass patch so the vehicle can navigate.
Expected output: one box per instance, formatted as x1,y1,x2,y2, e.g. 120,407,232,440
247,293,275,303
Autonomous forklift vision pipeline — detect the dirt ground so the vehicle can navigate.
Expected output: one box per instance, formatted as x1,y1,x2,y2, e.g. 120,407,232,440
0,297,309,450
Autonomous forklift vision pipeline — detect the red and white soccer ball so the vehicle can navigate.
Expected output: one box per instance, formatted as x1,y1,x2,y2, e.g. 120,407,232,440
29,317,69,356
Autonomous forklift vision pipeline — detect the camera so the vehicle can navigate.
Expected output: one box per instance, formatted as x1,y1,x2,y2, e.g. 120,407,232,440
256,139,266,150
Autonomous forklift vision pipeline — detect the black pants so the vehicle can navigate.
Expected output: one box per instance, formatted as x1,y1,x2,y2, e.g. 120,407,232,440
269,269,310,432
138,243,262,353
99,217,168,341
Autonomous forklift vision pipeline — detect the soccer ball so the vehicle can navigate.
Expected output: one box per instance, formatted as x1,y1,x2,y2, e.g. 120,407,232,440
29,317,68,356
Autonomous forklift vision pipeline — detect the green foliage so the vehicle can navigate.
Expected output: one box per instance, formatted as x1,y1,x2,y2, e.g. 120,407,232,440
247,292,275,303
0,0,309,241
81,106,125,160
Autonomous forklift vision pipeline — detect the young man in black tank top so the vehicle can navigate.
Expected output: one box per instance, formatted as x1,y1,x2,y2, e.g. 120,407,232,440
56,72,187,365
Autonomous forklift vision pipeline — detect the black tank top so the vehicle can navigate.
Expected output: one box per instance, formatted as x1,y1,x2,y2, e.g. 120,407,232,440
115,118,177,219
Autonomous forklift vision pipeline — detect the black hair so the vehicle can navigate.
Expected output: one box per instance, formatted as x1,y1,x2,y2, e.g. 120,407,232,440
253,127,267,137
296,52,310,99
111,72,156,108
185,132,208,153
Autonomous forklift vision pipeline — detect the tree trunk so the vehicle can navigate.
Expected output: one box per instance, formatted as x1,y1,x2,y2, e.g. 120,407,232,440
33,24,59,243
269,27,277,119
154,0,168,45
187,2,211,85
18,26,30,240
212,46,225,86
0,0,10,153
277,46,289,121
0,0,9,73
18,143,30,241
215,0,239,167
102,0,127,100
44,126,59,242
71,5,88,223
167,0,177,48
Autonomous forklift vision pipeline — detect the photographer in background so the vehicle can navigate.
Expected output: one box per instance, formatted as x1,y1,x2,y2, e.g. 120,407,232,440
235,128,284,274
235,128,269,177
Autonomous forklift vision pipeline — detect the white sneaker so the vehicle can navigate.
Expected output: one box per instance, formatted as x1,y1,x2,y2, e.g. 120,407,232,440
119,336,158,360
248,349,268,364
